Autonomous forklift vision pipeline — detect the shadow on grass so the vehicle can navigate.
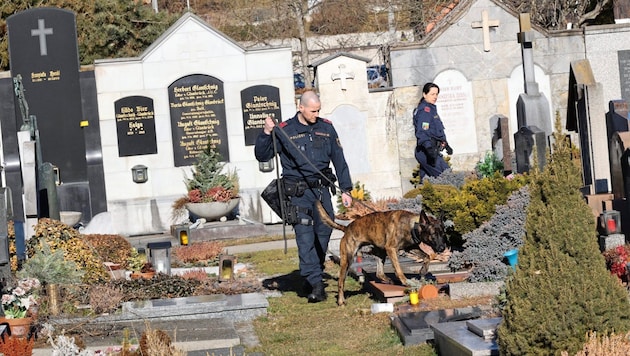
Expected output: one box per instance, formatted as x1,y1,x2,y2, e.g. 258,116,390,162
261,270,341,299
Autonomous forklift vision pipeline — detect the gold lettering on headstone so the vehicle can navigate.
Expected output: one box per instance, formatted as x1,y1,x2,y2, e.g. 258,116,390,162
115,105,154,136
171,81,225,160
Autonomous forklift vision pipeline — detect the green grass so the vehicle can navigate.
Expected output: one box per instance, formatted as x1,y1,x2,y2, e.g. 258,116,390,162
236,246,437,355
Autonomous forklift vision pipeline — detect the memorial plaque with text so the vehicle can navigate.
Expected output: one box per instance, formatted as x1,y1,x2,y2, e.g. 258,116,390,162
618,50,630,107
241,85,281,145
169,74,228,167
115,96,157,157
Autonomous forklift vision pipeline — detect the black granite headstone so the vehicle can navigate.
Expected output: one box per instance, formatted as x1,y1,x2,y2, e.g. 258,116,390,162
241,85,281,146
115,96,158,157
514,125,546,174
392,307,483,345
618,50,630,108
7,8,87,182
169,74,228,166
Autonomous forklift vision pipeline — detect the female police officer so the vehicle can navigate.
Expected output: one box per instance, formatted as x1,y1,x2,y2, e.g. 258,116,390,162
255,91,353,303
413,82,452,178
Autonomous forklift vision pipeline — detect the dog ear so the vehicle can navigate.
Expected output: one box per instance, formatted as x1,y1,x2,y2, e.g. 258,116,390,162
419,210,430,225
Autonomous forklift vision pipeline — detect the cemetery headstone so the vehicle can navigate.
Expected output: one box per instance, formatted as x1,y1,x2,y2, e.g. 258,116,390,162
514,125,546,174
618,50,630,108
7,8,88,182
515,13,552,137
169,74,228,166
115,96,158,156
566,59,609,192
240,85,281,146
490,115,512,173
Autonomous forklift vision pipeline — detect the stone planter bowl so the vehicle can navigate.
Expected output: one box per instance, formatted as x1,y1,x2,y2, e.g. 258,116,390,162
60,211,82,226
186,198,239,221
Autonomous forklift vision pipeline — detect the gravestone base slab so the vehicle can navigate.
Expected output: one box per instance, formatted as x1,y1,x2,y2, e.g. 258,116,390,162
189,220,267,242
431,317,501,356
449,281,503,300
599,233,625,251
391,307,484,346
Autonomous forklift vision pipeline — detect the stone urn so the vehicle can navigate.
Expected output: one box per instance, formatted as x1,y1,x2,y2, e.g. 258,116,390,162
186,198,239,221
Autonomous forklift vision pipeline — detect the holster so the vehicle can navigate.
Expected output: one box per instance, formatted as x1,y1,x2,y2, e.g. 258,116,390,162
261,179,284,219
261,179,313,225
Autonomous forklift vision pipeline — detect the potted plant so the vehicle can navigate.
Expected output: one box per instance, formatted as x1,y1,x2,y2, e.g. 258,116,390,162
0,277,41,338
128,248,156,279
172,143,239,221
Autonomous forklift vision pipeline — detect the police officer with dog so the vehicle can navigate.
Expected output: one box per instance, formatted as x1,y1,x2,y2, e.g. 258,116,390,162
413,82,452,179
255,90,353,303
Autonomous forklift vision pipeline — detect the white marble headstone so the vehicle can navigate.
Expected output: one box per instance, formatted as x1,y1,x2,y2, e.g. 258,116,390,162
434,70,478,154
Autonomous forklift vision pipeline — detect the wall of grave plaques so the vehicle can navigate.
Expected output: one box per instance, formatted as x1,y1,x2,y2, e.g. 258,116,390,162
168,74,228,166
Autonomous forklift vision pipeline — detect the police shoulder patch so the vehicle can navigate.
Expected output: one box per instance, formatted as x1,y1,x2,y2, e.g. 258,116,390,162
279,121,288,128
424,106,431,112
321,118,333,124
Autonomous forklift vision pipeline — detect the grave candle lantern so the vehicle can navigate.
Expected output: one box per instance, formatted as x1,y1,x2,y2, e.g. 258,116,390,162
147,241,172,275
219,254,236,282
600,210,621,235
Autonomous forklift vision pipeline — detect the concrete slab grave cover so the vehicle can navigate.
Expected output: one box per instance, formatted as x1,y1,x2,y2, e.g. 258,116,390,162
392,307,484,346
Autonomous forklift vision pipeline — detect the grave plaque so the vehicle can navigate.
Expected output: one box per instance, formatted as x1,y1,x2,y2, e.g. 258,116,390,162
169,74,228,167
115,96,157,157
7,8,87,182
618,50,630,107
241,85,281,146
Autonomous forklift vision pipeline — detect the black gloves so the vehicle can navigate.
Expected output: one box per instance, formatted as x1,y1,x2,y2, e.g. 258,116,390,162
445,144,453,155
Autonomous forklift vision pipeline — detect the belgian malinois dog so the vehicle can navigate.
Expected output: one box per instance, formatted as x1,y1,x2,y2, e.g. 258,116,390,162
316,201,447,306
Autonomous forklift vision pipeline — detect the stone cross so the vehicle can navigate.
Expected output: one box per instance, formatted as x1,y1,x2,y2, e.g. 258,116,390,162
517,13,538,95
31,18,53,56
331,64,354,91
471,10,499,52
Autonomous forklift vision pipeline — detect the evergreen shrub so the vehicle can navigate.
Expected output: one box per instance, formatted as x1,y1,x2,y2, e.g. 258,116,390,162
414,173,529,243
497,119,630,355
448,186,530,281
27,218,108,284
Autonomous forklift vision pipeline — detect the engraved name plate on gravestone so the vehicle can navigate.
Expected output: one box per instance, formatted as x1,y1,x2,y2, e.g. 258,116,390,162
114,96,157,157
168,74,228,167
617,50,630,108
7,8,87,182
241,85,281,146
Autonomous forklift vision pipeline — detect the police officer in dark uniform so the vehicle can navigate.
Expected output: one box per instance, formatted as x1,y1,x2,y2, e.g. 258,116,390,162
255,91,353,303
413,82,452,178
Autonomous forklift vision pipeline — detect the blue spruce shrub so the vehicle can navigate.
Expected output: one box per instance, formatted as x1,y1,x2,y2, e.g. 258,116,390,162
448,186,530,281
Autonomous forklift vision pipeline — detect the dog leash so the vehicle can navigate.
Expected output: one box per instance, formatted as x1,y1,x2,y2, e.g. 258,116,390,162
270,114,289,254
269,115,379,214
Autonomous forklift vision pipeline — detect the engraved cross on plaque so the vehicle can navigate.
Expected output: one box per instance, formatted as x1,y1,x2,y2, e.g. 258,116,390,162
31,19,53,56
471,10,499,52
331,64,354,91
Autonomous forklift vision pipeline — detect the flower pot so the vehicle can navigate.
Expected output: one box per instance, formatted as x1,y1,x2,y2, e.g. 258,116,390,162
504,249,519,270
186,198,239,221
0,316,33,338
409,291,420,305
419,284,438,299
130,271,156,280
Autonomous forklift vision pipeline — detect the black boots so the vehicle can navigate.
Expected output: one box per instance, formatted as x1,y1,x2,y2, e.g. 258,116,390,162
307,282,327,303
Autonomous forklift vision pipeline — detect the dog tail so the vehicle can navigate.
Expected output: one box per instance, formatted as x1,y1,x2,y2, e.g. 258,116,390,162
315,200,346,232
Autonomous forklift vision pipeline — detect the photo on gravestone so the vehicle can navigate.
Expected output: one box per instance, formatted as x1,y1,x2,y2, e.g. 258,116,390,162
169,74,228,167
618,50,630,108
114,96,157,157
241,85,281,146
7,8,87,183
